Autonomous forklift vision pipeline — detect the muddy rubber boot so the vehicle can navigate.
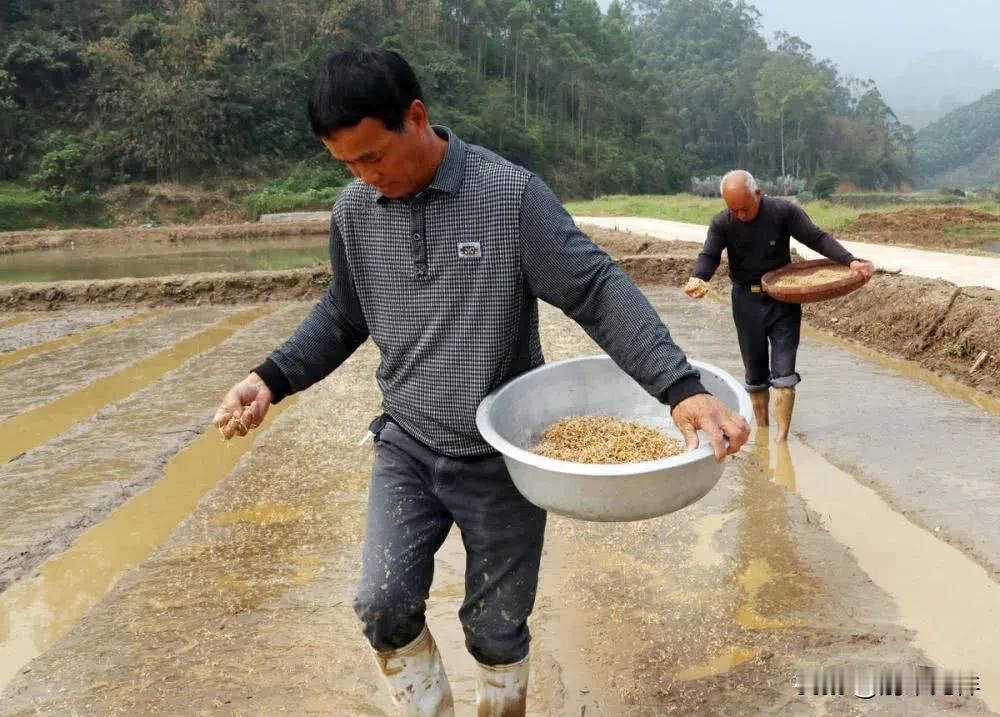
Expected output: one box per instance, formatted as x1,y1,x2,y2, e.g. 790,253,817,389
372,625,455,717
476,654,529,717
750,389,770,426
774,387,795,442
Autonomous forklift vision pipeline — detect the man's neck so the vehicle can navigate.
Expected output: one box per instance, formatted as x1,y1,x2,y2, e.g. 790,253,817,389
413,128,449,194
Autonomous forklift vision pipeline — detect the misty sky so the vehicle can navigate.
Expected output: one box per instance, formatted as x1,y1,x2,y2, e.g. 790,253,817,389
749,0,1000,125
598,0,1000,126
747,0,1000,78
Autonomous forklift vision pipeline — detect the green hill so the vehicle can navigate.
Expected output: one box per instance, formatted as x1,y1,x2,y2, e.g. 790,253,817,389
915,89,1000,187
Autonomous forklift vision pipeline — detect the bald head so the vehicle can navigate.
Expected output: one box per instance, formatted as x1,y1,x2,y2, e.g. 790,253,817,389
721,170,762,223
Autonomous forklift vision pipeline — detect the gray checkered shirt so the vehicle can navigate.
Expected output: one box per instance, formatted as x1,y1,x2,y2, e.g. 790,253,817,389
255,127,704,456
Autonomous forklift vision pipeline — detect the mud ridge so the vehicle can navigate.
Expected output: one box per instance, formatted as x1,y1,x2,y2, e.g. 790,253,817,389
3,231,997,399
0,268,332,309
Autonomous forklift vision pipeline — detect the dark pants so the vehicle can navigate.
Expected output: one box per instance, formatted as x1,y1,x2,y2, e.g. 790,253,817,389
353,420,547,666
731,284,802,392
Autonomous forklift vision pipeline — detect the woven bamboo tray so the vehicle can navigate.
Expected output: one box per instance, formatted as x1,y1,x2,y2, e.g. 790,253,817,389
762,259,866,303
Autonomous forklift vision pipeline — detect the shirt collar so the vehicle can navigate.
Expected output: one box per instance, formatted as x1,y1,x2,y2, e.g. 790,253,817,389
374,125,465,203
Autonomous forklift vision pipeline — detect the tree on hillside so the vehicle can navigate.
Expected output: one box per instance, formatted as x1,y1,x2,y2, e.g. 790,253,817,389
0,0,914,196
633,0,767,170
755,52,830,178
915,89,1000,185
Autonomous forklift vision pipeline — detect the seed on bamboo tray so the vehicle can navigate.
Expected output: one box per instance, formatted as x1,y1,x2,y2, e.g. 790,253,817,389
772,267,852,288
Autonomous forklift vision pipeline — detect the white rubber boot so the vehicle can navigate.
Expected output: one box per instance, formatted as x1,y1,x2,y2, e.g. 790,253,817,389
476,654,529,717
372,625,454,716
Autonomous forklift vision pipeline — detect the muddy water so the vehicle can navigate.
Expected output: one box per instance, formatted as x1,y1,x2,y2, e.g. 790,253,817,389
646,286,1000,710
783,436,1000,711
0,237,328,283
796,324,1000,577
644,286,1000,576
0,293,997,714
0,308,208,408
0,306,272,462
0,393,298,689
0,304,310,590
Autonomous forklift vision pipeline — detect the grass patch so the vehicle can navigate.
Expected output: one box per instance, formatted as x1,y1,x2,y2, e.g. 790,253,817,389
242,160,349,220
243,186,343,219
829,193,970,209
565,194,721,225
942,222,1000,245
0,183,108,231
566,193,860,231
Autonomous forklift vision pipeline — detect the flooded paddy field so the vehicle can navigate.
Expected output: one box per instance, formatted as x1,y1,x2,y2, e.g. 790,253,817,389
0,237,329,284
0,237,997,715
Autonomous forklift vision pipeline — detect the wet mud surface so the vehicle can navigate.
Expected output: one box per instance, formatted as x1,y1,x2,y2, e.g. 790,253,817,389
0,308,135,353
0,307,235,420
0,292,996,715
0,304,309,591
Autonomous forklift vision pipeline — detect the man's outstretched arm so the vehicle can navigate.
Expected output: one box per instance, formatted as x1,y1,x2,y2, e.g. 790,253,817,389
519,176,749,459
214,215,369,438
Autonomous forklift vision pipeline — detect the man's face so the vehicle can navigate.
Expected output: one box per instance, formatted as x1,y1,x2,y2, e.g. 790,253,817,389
724,186,762,223
321,108,425,199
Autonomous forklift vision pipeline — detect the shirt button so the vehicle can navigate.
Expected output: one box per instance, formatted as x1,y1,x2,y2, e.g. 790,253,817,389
413,233,422,242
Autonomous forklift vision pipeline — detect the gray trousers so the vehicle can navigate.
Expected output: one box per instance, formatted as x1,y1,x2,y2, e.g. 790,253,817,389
353,419,547,666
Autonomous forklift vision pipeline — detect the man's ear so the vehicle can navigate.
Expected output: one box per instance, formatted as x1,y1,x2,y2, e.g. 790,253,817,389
406,99,429,130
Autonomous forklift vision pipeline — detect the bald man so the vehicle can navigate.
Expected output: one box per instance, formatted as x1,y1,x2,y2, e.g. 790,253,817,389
684,171,873,441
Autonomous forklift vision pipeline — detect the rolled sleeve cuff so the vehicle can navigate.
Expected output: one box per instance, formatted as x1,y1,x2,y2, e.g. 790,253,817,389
660,375,709,408
252,358,293,404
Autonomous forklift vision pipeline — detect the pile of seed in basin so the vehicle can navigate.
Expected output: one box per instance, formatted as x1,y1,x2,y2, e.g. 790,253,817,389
532,416,685,464
772,266,852,288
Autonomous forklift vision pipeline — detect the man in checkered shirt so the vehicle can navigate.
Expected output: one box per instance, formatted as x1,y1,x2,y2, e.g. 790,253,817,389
214,49,749,717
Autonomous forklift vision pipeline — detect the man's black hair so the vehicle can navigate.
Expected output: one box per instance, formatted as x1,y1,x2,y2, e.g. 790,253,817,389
307,48,424,138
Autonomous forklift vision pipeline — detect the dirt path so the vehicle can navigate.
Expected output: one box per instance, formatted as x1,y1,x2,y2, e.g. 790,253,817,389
575,216,1000,290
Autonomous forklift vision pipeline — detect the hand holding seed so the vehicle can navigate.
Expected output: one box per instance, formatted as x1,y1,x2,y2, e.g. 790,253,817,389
684,277,710,299
213,372,273,441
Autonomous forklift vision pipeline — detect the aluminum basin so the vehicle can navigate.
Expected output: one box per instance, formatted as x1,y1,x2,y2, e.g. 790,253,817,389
476,356,751,521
